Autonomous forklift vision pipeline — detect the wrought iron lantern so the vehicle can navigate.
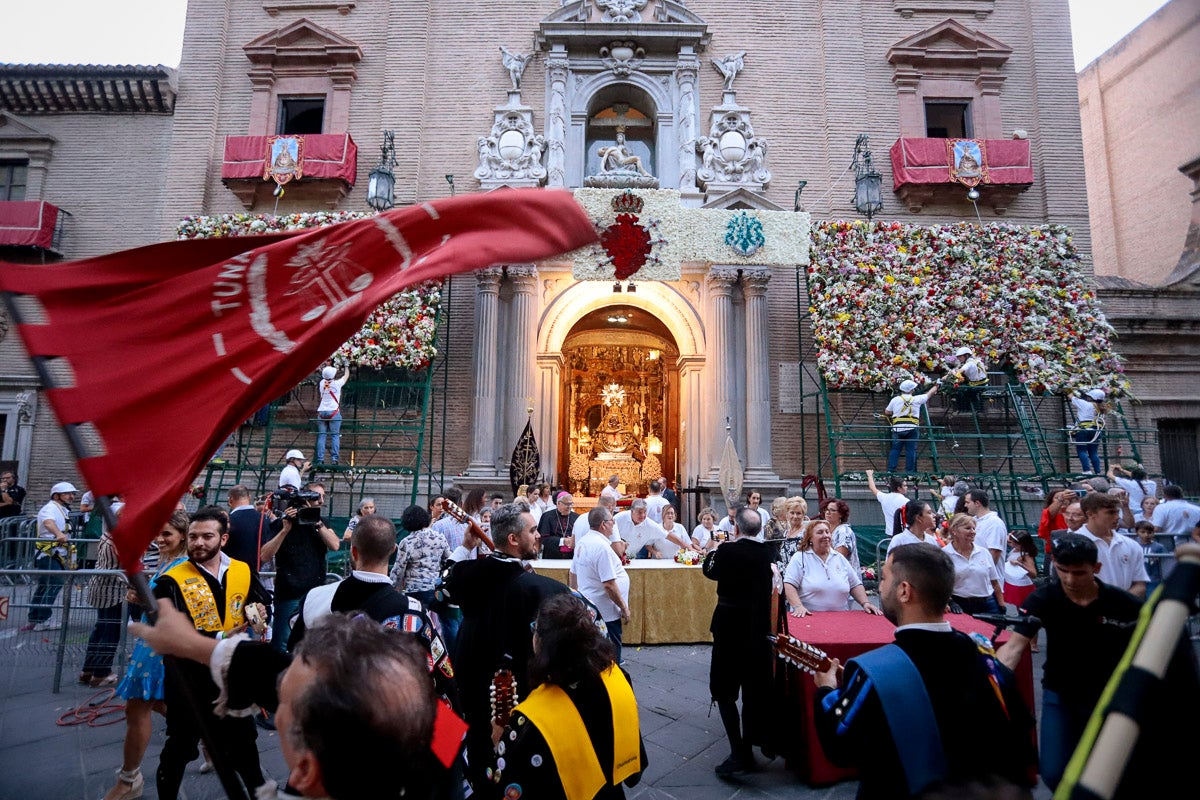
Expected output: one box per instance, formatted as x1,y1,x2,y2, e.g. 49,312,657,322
851,134,883,220
366,130,397,211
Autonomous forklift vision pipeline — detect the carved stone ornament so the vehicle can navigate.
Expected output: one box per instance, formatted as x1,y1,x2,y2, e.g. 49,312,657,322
711,52,746,92
696,111,771,188
475,111,548,188
596,0,647,23
585,129,660,189
600,41,645,77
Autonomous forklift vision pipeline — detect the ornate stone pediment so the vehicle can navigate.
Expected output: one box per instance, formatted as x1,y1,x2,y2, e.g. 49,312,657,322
887,19,1012,71
243,18,363,67
538,1,710,51
696,109,770,193
701,187,785,212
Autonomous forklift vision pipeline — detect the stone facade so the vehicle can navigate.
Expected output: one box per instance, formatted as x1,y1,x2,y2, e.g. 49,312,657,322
6,0,1171,503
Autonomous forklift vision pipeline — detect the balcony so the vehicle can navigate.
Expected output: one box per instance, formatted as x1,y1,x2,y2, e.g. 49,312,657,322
889,137,1033,214
0,201,69,255
221,133,358,209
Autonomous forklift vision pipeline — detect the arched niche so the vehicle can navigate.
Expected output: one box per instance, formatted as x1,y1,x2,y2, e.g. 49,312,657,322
567,72,676,188
585,84,657,179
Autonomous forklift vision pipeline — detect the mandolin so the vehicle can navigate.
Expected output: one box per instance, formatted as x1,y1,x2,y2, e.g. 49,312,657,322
769,633,843,676
442,499,497,551
490,665,519,728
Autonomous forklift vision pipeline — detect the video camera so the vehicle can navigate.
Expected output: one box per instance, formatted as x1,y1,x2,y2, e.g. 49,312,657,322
272,487,323,525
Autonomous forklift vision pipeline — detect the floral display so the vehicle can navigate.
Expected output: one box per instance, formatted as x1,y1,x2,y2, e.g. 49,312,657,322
808,220,1127,396
571,189,810,281
176,212,441,371
725,212,765,256
674,549,703,565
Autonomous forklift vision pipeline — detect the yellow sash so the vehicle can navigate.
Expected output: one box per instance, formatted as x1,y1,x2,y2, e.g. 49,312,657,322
164,558,250,634
514,665,640,800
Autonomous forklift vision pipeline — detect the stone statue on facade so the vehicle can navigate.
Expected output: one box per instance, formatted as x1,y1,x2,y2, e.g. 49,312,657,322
499,46,533,91
711,51,746,92
695,111,771,190
474,112,548,188
585,127,660,188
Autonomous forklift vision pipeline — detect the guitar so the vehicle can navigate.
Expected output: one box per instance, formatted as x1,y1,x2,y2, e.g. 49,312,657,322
490,666,519,728
442,499,497,551
769,633,843,677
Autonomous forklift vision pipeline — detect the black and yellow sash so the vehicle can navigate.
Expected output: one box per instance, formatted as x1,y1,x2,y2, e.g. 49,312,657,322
164,558,250,634
514,665,640,800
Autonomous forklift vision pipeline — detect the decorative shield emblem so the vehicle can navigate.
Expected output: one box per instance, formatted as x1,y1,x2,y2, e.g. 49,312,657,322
265,135,305,186
948,139,985,188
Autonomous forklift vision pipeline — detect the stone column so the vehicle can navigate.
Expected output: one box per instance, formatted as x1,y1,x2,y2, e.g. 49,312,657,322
466,268,503,475
705,268,738,478
545,50,570,188
675,52,700,194
741,268,778,480
536,353,564,482
504,265,539,467
677,355,705,484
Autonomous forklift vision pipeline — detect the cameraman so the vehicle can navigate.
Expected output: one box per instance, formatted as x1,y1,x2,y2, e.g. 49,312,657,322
260,482,340,651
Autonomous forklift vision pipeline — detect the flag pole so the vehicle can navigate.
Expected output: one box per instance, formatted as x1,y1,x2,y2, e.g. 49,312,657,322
1,291,252,800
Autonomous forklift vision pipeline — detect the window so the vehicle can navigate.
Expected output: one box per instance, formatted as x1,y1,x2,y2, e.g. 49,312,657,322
277,97,325,135
1158,419,1200,494
924,101,973,139
0,160,28,201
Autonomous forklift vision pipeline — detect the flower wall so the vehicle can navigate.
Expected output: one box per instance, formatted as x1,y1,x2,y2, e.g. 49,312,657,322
809,221,1126,396
177,212,441,371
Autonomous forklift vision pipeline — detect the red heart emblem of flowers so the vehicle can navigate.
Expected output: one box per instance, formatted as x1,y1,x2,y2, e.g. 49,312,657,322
600,213,652,281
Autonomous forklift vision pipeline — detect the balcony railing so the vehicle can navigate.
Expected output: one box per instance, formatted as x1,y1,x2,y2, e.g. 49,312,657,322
221,133,358,208
0,200,69,254
889,137,1033,214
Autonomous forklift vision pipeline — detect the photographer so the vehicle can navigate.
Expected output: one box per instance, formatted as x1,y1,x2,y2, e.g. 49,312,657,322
260,482,340,651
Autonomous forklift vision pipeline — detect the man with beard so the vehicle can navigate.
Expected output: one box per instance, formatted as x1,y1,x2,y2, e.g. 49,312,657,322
442,503,569,790
811,544,1035,799
152,506,272,799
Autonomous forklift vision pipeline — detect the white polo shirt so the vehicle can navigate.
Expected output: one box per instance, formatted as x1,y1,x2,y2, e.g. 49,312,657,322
974,511,1009,563
1078,525,1150,592
783,549,861,612
943,543,1000,599
875,491,909,539
644,494,670,524
615,511,669,553
1151,499,1200,545
887,530,941,552
570,530,629,622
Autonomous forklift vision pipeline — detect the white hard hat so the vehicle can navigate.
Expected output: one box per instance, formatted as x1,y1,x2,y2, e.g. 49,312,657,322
285,449,305,461
50,481,78,495
899,380,918,393
954,346,973,357
321,366,336,380
1087,389,1106,401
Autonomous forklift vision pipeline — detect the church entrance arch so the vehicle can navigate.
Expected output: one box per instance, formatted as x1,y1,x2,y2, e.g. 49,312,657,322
536,280,705,493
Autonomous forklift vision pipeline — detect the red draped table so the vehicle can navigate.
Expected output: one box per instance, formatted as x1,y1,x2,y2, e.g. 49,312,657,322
781,611,1035,786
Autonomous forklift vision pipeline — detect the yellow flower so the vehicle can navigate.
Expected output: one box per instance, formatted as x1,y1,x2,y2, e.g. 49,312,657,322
913,276,921,285
884,275,895,285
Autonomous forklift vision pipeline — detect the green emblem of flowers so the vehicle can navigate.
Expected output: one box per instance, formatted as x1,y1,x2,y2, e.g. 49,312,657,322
725,212,765,257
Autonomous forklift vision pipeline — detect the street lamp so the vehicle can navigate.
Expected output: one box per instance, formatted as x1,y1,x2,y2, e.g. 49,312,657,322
366,130,396,211
851,134,883,221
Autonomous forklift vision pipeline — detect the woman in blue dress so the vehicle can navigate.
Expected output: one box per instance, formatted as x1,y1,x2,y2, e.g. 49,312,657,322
103,510,189,800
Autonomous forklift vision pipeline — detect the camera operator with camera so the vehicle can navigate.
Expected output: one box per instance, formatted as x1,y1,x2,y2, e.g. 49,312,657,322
260,482,340,652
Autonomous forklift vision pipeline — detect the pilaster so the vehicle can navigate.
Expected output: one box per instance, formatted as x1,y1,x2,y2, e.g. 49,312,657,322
466,268,503,475
504,265,539,466
705,267,738,478
741,268,779,481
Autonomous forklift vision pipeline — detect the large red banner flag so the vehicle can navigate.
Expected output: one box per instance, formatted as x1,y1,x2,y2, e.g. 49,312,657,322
0,189,597,571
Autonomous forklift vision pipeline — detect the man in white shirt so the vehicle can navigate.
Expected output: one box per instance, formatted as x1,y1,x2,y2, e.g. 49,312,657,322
948,346,988,412
601,474,623,502
1152,485,1200,548
964,489,1008,567
572,494,615,539
883,379,939,474
1077,492,1148,598
278,449,309,490
644,479,671,524
570,506,631,663
614,498,671,557
315,365,349,465
866,470,909,540
1107,464,1157,513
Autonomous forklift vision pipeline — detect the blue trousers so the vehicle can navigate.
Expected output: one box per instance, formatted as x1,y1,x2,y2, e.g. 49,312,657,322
1074,428,1102,473
887,428,919,473
29,554,65,623
607,618,624,665
1040,688,1092,790
317,412,342,464
272,597,301,652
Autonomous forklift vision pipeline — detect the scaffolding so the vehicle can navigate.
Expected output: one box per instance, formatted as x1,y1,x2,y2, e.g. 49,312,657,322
792,266,1160,554
197,279,454,523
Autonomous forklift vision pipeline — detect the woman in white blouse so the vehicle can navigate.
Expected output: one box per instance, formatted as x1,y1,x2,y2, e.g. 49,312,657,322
660,505,699,553
783,520,882,617
942,514,1004,615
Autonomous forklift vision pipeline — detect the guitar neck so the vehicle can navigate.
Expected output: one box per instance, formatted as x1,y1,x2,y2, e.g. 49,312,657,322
769,633,842,676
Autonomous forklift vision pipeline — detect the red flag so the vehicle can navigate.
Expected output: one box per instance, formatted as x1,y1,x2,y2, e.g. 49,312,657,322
0,189,597,571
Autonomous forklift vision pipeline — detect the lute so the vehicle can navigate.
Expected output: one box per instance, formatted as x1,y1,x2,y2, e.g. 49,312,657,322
490,665,519,728
769,633,843,676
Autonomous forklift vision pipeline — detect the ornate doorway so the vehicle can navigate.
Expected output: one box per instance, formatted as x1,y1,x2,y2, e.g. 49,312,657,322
559,304,679,495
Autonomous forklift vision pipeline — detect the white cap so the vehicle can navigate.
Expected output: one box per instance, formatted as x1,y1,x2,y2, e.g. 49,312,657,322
899,380,918,393
285,449,305,461
1087,388,1106,401
321,366,336,380
954,346,973,357
50,481,78,495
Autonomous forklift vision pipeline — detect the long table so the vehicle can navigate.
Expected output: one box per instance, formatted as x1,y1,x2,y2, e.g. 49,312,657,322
782,611,1035,785
529,558,715,645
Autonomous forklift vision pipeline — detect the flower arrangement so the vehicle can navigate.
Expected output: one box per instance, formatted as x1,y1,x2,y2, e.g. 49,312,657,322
725,212,765,256
176,212,441,371
674,549,703,565
808,220,1127,396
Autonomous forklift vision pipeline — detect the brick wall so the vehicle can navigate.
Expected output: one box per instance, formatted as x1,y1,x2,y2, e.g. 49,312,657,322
1078,0,1200,283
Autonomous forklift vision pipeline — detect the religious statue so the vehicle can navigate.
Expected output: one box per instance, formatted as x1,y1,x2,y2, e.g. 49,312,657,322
597,130,653,178
711,52,746,92
499,46,533,91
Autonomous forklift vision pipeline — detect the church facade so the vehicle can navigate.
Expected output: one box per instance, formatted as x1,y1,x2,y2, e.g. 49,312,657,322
8,0,1171,504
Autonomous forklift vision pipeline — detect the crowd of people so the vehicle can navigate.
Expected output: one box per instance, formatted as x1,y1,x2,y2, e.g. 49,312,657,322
5,450,1198,800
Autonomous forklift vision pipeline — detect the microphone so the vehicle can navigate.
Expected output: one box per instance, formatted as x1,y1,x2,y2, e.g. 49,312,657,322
972,612,1041,630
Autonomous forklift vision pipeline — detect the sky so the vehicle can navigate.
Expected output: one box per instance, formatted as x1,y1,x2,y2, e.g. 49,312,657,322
0,0,1175,72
